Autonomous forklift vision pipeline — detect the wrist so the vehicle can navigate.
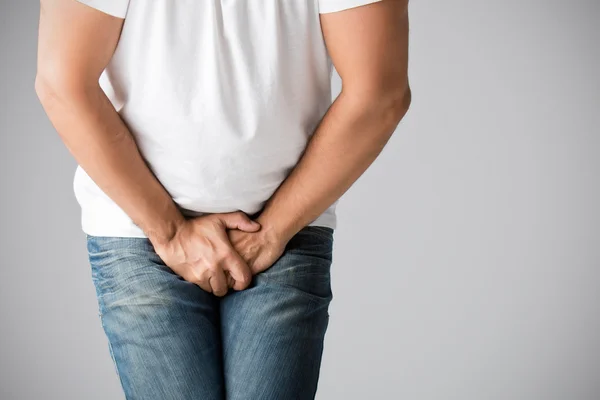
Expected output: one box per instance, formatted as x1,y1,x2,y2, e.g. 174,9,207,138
255,212,300,245
144,213,187,250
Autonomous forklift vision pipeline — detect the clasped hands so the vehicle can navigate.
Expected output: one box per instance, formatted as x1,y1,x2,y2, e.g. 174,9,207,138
152,211,289,297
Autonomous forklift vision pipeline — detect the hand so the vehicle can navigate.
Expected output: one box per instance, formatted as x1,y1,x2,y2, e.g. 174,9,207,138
226,222,289,282
152,211,261,297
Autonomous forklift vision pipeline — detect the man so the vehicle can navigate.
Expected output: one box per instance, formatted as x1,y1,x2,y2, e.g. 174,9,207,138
35,0,410,398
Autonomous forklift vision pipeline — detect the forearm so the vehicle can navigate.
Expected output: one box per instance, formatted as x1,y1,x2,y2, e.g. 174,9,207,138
256,87,411,241
36,80,185,245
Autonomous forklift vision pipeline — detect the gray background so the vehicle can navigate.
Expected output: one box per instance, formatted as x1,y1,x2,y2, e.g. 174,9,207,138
1,0,598,399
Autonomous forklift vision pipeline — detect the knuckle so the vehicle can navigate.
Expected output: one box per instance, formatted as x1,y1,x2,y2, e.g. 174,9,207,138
238,268,252,282
188,265,207,283
203,259,217,270
233,270,252,287
237,278,252,290
216,248,234,262
222,252,239,263
239,275,252,287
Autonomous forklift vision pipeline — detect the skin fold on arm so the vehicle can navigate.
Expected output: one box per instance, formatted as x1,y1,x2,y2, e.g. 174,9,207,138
230,0,412,273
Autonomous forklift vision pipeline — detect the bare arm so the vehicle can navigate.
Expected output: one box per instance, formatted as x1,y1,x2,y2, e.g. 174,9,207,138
35,0,186,245
35,0,260,296
255,0,411,240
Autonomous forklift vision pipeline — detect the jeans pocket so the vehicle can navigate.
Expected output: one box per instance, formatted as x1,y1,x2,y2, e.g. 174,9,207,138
260,226,335,303
263,251,333,303
302,225,335,242
86,235,155,302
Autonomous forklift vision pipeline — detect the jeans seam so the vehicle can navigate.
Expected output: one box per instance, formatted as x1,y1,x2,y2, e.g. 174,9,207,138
98,298,127,398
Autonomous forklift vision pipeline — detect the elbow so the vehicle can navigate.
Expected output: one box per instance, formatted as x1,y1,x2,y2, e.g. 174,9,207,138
35,64,94,111
381,83,412,128
35,60,61,105
34,73,56,107
35,72,71,120
341,81,412,132
35,71,68,112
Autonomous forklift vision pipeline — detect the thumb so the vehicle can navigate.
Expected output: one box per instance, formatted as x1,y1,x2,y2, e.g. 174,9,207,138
219,211,261,232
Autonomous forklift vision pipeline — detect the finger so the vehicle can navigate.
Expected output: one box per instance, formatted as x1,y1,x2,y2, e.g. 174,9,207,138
224,270,235,288
209,268,229,297
218,211,261,232
194,277,213,294
190,267,215,294
223,249,253,291
226,270,237,287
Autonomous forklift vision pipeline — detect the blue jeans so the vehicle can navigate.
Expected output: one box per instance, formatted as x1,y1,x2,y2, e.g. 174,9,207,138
86,225,334,400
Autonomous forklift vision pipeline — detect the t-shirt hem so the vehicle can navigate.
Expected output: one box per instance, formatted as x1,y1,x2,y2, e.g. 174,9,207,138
75,0,129,18
319,0,382,14
81,207,337,238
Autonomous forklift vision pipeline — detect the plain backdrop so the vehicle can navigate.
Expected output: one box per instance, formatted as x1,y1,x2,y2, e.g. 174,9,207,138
1,1,598,399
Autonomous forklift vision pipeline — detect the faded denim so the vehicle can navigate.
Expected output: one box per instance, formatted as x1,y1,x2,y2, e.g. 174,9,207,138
86,225,334,400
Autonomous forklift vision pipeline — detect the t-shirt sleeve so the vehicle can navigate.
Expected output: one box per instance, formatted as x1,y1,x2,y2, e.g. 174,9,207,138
75,0,130,18
319,0,383,14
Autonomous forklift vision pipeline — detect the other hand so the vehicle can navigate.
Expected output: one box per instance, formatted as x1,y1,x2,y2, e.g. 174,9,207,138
226,223,289,284
152,211,260,297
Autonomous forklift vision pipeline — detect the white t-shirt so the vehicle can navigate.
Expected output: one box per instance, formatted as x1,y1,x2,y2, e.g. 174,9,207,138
75,0,382,237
